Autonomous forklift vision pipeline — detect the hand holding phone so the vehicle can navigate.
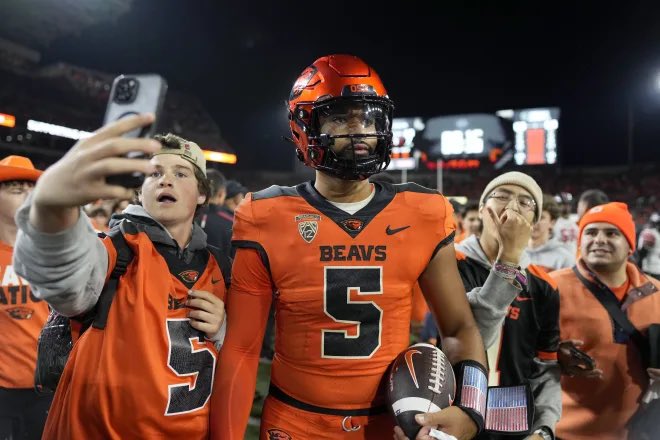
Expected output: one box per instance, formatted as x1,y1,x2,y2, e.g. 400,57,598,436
103,74,168,188
30,114,161,234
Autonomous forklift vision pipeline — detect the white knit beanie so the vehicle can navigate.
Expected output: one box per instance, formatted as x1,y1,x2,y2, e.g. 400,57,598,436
479,171,543,223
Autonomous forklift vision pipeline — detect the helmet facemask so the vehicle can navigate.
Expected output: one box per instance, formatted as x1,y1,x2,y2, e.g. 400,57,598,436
298,97,393,180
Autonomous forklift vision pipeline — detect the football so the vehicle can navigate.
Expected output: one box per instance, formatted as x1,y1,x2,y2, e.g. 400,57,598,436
387,343,456,439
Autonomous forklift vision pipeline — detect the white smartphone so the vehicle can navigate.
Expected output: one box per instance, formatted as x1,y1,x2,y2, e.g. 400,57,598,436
103,74,168,188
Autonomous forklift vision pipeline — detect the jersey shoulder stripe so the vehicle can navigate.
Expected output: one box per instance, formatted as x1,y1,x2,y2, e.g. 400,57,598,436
431,230,456,260
252,185,300,201
232,240,271,272
393,182,439,195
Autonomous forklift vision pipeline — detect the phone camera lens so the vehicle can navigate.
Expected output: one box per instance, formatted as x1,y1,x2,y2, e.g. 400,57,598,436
113,77,139,104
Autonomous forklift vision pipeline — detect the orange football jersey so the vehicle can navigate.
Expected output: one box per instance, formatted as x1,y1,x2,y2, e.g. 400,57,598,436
228,181,454,409
42,225,227,439
0,241,50,389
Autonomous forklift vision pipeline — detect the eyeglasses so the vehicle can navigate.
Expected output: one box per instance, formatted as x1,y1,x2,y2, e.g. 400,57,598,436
487,191,536,212
0,181,35,195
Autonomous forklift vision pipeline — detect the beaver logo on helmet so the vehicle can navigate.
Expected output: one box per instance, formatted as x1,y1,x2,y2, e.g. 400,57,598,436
289,66,317,101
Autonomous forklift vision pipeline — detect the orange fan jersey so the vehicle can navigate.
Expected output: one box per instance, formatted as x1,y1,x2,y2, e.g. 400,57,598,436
0,241,50,389
553,262,660,440
214,181,455,436
42,224,227,440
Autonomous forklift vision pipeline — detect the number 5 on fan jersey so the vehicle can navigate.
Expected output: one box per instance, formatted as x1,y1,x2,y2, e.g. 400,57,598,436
165,319,216,415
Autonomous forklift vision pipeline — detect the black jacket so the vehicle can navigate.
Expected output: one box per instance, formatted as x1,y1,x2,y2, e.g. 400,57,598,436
199,204,234,258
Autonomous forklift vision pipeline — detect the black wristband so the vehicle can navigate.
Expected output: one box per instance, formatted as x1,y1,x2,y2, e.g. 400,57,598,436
453,360,487,434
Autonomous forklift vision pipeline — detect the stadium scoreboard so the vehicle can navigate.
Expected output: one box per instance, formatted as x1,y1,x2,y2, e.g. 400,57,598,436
391,107,560,170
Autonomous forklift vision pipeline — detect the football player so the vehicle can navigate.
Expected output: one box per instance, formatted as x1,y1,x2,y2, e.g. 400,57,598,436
211,54,487,440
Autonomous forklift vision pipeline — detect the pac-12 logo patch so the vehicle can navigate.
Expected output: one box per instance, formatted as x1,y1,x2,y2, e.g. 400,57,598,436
267,428,293,440
295,214,321,243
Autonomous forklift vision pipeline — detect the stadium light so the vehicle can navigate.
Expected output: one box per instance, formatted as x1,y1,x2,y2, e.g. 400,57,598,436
0,113,16,128
25,118,238,164
27,120,92,140
203,150,237,164
628,71,660,167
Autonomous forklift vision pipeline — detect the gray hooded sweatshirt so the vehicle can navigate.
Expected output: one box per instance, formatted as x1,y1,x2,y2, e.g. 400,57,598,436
12,198,226,344
526,239,575,272
456,234,561,437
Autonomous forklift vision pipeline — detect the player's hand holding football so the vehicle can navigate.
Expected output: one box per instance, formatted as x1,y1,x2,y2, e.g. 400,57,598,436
186,290,226,339
30,113,160,233
486,206,532,265
393,406,477,440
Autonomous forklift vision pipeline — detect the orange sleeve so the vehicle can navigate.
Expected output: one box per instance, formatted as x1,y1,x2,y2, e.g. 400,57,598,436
231,193,259,243
209,247,273,440
410,283,429,323
100,235,117,283
537,350,558,361
440,195,457,239
427,194,456,259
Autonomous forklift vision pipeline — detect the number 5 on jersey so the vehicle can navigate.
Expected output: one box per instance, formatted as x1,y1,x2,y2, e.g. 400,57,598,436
322,266,383,359
165,319,216,415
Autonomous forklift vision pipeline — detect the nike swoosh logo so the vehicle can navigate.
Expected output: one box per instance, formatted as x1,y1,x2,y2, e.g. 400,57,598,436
404,349,422,389
515,295,532,301
386,225,410,235
211,278,222,285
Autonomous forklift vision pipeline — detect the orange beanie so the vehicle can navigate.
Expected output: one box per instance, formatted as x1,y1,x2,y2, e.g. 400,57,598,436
578,202,636,251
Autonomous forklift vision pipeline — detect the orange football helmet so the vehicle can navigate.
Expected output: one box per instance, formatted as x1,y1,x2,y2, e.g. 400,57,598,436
287,54,394,180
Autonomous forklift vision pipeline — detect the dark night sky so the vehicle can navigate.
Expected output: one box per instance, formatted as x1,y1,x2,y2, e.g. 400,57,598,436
40,1,660,170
